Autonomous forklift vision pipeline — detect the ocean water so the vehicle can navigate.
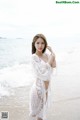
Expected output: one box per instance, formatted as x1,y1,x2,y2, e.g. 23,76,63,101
0,38,31,69
0,37,80,97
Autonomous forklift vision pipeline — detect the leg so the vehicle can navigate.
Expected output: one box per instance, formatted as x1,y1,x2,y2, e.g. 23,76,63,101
43,81,49,102
46,91,48,102
37,117,43,120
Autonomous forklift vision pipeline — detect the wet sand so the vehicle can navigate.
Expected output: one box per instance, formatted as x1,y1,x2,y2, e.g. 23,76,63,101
0,86,29,120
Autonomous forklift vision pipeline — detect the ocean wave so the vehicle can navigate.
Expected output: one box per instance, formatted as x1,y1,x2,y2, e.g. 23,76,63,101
0,63,34,98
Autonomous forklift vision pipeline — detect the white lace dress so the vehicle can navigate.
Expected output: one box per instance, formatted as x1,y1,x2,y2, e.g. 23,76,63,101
29,53,53,120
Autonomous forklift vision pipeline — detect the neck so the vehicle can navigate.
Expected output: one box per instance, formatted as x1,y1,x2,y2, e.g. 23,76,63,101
35,51,43,57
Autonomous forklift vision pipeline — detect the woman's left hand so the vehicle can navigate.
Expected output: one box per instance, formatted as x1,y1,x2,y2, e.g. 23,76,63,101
47,46,55,56
47,46,53,53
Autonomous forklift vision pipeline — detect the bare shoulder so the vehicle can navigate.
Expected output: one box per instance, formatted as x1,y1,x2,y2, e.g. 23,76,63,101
44,53,49,61
44,53,49,57
46,52,56,60
45,52,55,58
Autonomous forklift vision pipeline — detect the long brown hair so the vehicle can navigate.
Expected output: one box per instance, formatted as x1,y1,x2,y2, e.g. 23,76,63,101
32,34,47,54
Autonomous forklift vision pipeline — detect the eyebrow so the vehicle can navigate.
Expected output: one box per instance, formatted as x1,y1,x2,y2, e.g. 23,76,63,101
36,41,45,43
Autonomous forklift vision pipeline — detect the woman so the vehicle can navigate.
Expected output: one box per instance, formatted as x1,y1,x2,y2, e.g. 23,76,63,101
29,34,56,120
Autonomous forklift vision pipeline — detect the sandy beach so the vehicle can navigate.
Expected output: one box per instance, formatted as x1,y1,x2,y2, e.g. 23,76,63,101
0,86,29,120
0,74,80,120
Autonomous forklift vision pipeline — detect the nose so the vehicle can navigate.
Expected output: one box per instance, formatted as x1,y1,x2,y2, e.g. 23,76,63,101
39,44,42,47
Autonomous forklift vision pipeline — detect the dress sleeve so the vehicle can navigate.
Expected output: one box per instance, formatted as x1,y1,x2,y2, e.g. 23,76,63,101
31,54,52,81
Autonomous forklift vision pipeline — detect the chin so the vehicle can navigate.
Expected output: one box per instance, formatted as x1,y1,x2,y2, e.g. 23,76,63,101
38,50,43,52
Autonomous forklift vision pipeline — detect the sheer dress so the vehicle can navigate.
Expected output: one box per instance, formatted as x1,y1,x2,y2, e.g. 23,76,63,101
29,53,53,120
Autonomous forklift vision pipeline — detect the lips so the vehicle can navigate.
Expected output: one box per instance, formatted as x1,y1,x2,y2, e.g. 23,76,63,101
38,48,42,50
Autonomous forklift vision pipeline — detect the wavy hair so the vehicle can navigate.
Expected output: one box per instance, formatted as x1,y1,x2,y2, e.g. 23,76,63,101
32,34,47,54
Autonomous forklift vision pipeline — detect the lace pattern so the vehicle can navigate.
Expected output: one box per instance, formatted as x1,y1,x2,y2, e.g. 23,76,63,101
29,54,53,120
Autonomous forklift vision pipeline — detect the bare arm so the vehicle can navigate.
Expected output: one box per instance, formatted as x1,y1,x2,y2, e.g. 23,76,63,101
47,46,56,68
51,52,56,68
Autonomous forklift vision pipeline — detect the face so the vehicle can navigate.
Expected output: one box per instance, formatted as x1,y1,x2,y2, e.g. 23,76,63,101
35,38,45,52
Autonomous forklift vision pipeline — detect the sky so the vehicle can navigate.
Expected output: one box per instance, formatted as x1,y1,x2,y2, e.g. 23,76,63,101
0,0,80,38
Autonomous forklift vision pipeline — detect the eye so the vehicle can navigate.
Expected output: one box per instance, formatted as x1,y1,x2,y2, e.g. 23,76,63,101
41,42,45,44
36,42,39,44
